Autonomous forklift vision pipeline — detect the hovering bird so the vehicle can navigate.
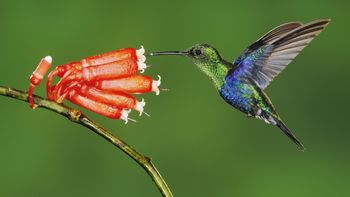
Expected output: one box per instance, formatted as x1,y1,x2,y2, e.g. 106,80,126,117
150,19,330,150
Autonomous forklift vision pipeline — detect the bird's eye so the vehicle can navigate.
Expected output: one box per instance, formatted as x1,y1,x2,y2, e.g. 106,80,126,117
194,49,202,56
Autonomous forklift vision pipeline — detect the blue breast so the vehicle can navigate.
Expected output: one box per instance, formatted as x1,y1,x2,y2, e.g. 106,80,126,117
219,73,253,114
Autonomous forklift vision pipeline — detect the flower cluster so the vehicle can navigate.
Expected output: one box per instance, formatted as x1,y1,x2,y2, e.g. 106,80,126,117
29,46,162,123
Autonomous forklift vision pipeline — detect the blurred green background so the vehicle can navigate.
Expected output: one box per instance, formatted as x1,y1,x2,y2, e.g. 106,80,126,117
0,0,349,196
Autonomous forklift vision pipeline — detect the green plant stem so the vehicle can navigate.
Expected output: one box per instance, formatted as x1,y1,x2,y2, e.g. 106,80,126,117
0,85,173,197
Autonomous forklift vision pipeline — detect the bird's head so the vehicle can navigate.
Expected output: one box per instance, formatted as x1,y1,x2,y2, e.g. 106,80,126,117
149,43,223,72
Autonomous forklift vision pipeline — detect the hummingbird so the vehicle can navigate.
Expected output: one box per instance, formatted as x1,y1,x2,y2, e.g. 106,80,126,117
150,19,330,150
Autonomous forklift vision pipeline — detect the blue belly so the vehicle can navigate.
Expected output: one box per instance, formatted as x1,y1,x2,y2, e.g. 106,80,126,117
219,80,253,114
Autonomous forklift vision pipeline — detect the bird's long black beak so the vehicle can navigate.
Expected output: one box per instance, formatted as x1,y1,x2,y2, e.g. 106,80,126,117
148,51,188,57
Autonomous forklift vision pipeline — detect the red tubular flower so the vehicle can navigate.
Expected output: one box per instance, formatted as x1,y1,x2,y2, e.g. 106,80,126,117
28,46,162,123
93,75,161,95
28,56,52,108
81,48,137,67
82,58,139,81
78,84,146,115
67,89,130,122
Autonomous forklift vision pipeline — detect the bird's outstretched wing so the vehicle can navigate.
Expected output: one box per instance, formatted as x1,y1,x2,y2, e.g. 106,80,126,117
233,19,330,89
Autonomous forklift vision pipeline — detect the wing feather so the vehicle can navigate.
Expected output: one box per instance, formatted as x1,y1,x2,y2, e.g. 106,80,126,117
233,19,330,89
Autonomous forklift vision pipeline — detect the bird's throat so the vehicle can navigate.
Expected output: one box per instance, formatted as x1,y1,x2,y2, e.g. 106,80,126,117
196,61,229,90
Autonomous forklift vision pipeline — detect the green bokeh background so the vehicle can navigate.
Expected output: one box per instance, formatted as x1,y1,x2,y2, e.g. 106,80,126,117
0,0,349,196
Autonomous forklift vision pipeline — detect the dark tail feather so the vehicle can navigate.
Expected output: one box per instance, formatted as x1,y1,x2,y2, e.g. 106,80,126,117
274,118,305,151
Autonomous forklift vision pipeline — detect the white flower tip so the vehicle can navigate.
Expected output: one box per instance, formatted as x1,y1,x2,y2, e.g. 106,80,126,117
136,45,145,55
44,56,52,63
137,62,147,72
136,45,147,72
139,55,146,63
120,109,131,124
136,45,146,63
135,98,146,116
152,75,161,95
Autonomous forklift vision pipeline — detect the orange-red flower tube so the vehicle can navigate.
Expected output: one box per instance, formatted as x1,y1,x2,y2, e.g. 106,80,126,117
93,75,161,95
67,89,130,122
28,56,52,108
78,84,146,115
